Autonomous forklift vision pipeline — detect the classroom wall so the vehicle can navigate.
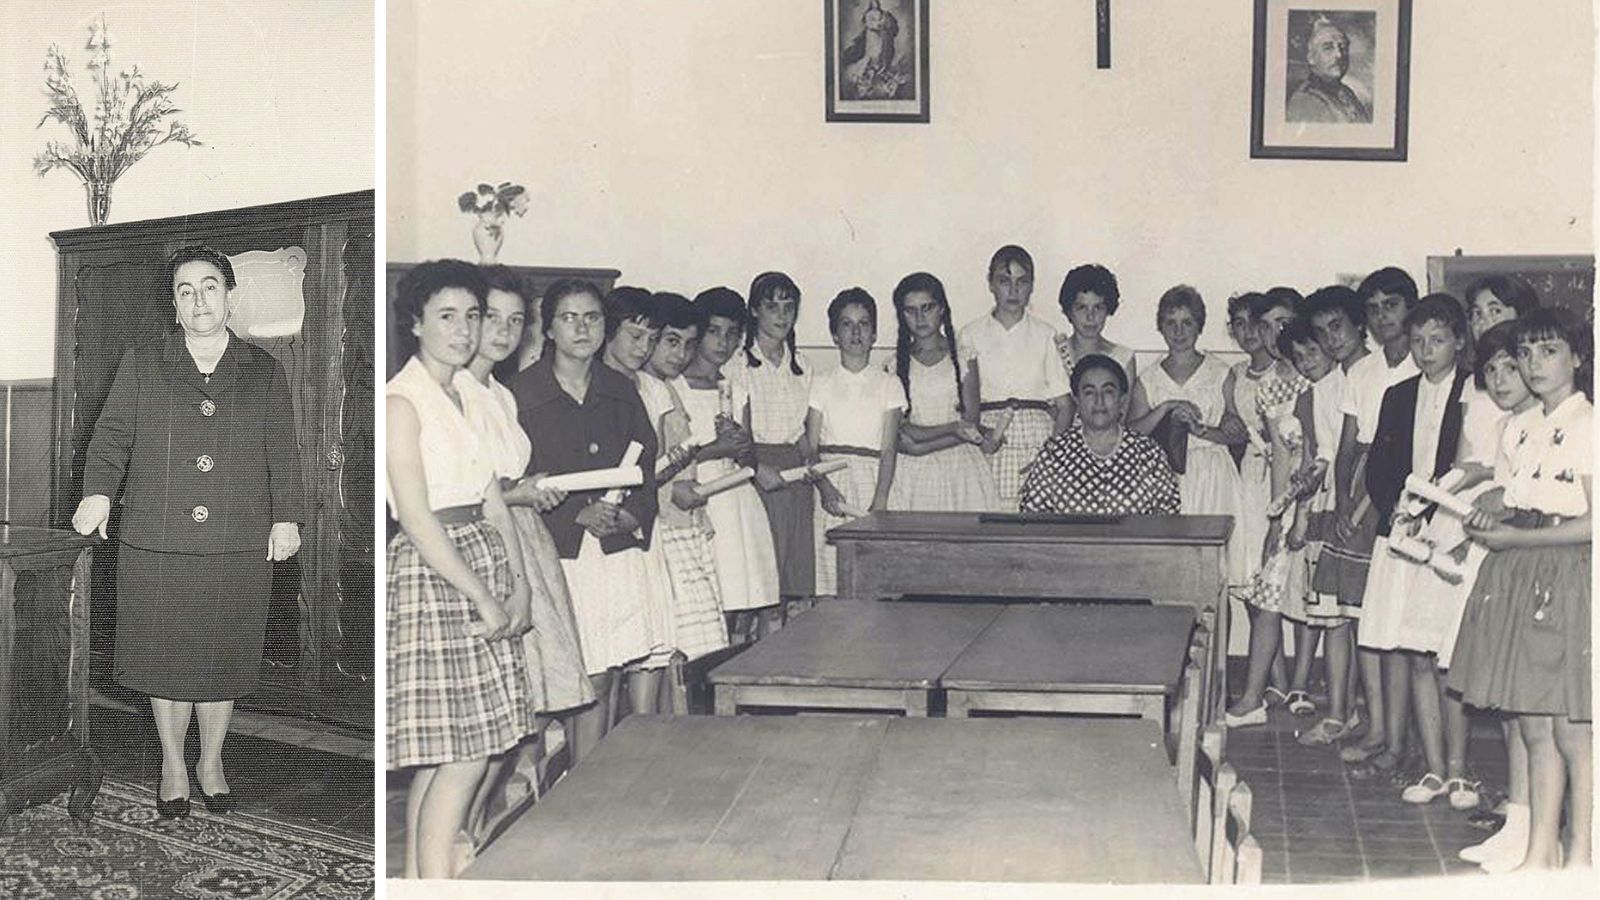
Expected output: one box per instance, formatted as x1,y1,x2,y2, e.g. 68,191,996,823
0,0,373,379
388,0,1594,355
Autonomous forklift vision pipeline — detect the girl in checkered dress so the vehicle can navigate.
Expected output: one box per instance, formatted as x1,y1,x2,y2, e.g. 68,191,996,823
808,288,905,595
386,260,535,879
956,245,1070,509
888,272,1002,512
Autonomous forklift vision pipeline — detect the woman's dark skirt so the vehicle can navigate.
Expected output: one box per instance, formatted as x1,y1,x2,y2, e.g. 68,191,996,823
115,544,273,701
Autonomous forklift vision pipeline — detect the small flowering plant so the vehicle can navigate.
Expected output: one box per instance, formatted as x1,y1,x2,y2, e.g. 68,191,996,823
33,16,201,217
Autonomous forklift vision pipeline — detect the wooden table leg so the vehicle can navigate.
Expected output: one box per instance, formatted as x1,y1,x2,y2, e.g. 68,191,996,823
904,692,928,717
947,691,972,718
713,686,737,716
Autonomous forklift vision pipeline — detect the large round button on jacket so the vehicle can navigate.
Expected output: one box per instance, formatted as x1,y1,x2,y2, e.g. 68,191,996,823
191,505,209,523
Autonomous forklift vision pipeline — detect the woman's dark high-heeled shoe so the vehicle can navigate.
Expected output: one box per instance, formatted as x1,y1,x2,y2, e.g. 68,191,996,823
200,791,235,813
156,796,191,819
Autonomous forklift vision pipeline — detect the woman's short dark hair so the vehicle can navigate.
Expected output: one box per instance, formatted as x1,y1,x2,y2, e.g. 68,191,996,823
481,265,534,318
1250,289,1298,323
1275,317,1321,360
1305,284,1368,330
602,285,660,339
540,277,603,337
1472,320,1522,390
1058,264,1120,316
653,292,704,332
827,287,877,333
1465,275,1541,320
1070,352,1129,394
1403,293,1469,340
168,245,236,291
987,244,1034,280
1156,284,1206,332
692,286,748,327
746,271,803,374
1358,267,1419,306
394,260,488,352
1228,291,1265,321
1513,306,1593,399
1265,286,1306,318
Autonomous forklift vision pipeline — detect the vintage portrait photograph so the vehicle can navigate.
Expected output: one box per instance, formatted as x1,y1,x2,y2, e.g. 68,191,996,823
825,0,930,122
1252,0,1413,160
0,2,375,898
386,1,1593,895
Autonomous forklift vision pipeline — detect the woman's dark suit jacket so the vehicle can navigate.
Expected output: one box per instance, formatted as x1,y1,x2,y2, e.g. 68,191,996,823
1365,368,1469,538
82,331,305,554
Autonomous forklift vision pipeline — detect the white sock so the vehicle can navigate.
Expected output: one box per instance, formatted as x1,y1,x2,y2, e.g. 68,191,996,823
1474,803,1530,872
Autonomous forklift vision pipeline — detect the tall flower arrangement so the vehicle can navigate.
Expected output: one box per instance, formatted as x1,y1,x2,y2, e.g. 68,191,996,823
458,182,530,264
33,15,202,225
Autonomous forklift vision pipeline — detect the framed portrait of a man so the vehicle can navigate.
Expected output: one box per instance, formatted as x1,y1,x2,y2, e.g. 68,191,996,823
1250,0,1412,160
825,0,930,123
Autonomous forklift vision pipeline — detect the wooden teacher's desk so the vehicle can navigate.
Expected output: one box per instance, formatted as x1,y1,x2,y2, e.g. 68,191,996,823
828,512,1233,716
463,714,1202,883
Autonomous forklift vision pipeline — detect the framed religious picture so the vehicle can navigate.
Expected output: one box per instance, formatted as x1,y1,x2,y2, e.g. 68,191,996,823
1250,0,1412,161
825,0,930,123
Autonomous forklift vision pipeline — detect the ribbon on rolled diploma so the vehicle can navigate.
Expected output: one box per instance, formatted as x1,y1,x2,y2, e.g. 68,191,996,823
694,467,754,498
1402,473,1475,519
779,458,850,483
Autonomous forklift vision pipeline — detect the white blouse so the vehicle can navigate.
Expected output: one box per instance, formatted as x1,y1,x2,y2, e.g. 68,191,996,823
956,312,1068,402
725,342,812,444
809,363,905,450
385,357,498,515
1500,393,1592,517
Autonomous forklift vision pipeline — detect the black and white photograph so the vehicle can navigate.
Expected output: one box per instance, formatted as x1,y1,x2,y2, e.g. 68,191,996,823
386,1,1594,894
1252,0,1413,160
825,0,930,122
0,2,375,898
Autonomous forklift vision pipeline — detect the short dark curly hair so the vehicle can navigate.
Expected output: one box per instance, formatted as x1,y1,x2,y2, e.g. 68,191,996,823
1058,264,1120,317
1070,352,1129,394
539,277,604,338
168,245,236,291
393,259,487,358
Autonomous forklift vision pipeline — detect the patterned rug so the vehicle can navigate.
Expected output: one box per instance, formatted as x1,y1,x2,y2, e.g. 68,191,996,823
0,780,373,899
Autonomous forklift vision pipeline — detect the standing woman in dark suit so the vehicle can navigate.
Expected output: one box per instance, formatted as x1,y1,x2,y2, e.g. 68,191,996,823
72,246,305,818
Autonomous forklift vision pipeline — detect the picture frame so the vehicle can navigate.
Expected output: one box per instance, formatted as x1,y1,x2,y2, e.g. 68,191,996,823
1250,0,1412,161
825,0,930,123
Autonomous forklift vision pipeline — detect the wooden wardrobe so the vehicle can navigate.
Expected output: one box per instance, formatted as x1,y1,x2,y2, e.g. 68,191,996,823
49,191,374,728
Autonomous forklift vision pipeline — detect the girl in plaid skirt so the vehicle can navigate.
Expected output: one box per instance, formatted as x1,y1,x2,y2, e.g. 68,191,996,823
387,260,536,878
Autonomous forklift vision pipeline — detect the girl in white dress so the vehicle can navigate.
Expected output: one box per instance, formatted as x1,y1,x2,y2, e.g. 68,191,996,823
807,288,904,595
684,287,780,642
1128,285,1249,585
888,272,1001,512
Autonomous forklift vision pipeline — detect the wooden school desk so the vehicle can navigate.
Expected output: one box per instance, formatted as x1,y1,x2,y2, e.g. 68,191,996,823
462,714,1203,883
829,512,1232,719
941,603,1194,725
707,600,1003,715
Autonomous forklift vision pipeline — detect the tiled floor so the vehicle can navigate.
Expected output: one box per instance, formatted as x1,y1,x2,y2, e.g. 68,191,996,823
88,704,375,840
1228,703,1510,884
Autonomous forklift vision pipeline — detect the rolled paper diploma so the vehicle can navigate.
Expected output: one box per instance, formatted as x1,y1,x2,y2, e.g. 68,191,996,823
1403,473,1476,518
601,441,646,504
990,408,1015,441
694,467,754,498
1429,553,1466,584
1276,415,1304,453
535,465,643,494
1390,533,1433,562
779,458,849,483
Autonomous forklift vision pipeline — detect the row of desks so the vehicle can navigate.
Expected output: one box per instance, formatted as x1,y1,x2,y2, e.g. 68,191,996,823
709,599,1196,724
465,715,1203,883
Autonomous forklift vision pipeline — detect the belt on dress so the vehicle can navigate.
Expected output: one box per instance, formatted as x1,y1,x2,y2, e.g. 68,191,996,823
979,398,1053,413
433,504,484,525
818,444,879,459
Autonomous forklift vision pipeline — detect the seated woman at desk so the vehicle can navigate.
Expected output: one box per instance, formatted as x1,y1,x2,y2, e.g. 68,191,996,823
1018,353,1180,516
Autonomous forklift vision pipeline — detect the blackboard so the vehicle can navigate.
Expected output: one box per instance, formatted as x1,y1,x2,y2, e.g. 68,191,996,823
1427,254,1594,325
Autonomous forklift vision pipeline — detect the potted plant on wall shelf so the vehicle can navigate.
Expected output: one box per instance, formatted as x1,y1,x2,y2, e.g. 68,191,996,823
33,15,202,226
458,182,529,265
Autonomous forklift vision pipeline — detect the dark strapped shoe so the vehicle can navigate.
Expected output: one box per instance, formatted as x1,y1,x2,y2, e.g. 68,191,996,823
200,791,236,813
156,797,191,819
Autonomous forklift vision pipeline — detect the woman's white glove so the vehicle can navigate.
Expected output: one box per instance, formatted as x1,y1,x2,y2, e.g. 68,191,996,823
72,495,111,539
268,522,301,560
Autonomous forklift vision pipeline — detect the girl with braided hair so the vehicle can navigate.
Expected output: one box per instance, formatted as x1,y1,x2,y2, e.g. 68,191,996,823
887,272,1000,511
